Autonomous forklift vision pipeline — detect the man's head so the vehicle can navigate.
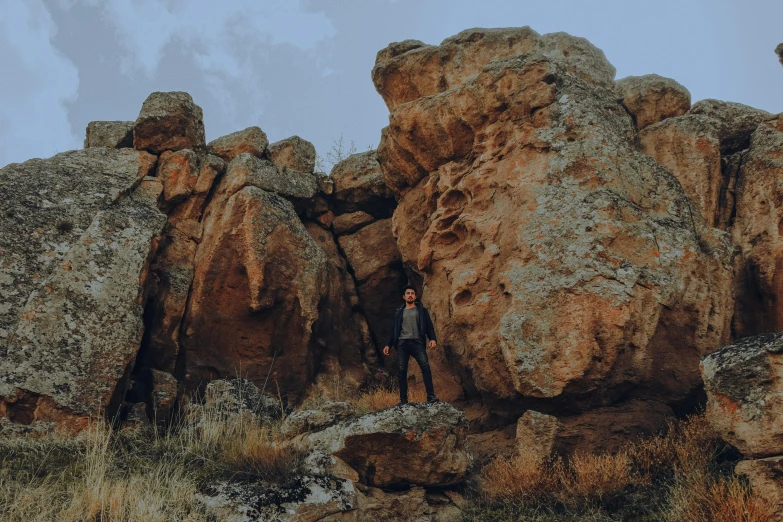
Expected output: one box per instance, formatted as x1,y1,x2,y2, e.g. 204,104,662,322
403,284,417,304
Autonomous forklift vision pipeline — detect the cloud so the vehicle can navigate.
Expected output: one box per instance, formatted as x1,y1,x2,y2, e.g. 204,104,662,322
0,0,80,167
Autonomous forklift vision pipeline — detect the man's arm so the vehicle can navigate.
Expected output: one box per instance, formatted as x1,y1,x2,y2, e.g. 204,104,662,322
424,307,437,348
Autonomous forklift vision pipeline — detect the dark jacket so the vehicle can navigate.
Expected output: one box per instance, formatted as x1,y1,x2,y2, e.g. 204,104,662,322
386,302,437,348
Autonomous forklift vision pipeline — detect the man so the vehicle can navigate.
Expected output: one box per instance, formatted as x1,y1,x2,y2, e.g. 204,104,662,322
383,284,439,406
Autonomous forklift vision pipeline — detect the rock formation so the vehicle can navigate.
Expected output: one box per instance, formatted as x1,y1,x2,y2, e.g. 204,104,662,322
701,333,783,518
1,27,783,494
372,27,735,450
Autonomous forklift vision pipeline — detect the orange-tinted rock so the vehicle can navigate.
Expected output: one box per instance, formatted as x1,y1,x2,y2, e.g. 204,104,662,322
180,185,328,401
640,115,722,227
333,211,375,236
331,151,395,216
338,219,406,348
701,333,783,458
268,135,316,173
157,149,200,204
732,116,783,335
688,99,773,153
375,28,733,416
207,126,268,162
167,154,225,225
615,74,690,130
304,222,375,390
133,92,205,154
149,369,178,423
735,457,783,519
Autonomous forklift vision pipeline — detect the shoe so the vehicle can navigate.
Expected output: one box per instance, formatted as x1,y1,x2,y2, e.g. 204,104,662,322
426,396,440,404
396,400,408,407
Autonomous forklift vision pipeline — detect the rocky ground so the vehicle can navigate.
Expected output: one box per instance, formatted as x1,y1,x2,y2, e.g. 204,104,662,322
1,28,782,520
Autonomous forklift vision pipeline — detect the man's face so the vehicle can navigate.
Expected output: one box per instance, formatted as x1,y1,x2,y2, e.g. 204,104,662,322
404,289,416,303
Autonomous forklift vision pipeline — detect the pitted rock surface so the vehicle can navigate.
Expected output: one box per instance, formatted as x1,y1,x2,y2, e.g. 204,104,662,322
375,27,734,413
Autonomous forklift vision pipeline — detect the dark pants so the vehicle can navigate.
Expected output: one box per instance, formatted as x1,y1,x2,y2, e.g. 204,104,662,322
396,339,436,401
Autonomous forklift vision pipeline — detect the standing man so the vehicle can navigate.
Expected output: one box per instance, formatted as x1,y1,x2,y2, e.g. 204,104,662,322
383,284,439,406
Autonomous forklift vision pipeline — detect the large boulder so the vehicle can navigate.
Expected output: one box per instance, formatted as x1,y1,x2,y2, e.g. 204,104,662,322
701,332,783,458
302,403,471,489
133,92,206,154
615,74,691,130
179,183,327,401
374,27,734,421
157,149,200,204
731,116,783,336
223,153,318,201
207,126,269,162
269,136,316,174
331,151,395,217
0,150,165,429
84,121,134,148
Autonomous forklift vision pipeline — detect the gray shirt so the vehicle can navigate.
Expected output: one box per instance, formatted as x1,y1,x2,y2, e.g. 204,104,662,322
399,307,420,340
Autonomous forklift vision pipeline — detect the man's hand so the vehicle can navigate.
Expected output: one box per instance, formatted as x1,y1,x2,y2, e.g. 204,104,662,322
383,346,390,356
428,340,437,349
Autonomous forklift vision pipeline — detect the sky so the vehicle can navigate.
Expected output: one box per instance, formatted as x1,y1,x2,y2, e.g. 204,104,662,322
1,0,781,170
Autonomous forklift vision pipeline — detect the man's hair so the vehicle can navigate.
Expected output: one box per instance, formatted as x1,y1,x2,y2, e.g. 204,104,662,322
403,284,417,296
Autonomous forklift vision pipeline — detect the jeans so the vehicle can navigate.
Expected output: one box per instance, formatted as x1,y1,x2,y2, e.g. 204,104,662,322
396,339,436,401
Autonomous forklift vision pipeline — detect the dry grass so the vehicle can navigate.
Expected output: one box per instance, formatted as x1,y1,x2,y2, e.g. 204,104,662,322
0,398,306,522
472,414,775,522
351,385,428,413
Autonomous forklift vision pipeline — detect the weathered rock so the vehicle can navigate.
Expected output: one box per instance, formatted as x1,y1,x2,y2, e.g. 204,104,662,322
207,126,269,162
516,401,673,458
333,486,462,522
615,74,690,130
180,184,328,401
139,225,197,373
331,151,395,217
688,99,773,153
269,136,316,174
157,149,200,204
640,115,722,227
516,410,560,461
701,332,783,458
302,403,471,489
375,28,734,420
198,379,282,421
735,457,783,520
149,369,178,423
84,121,134,148
282,402,356,436
198,477,358,522
338,219,406,348
133,91,206,154
167,154,225,225
732,116,783,336
372,27,615,113
332,211,375,236
0,150,164,429
338,219,400,284
222,153,318,201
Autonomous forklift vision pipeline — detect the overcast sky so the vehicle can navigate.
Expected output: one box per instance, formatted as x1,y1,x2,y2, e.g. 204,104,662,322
2,0,781,170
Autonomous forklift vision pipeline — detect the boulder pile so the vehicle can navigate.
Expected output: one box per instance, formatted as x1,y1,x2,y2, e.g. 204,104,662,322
1,26,782,475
